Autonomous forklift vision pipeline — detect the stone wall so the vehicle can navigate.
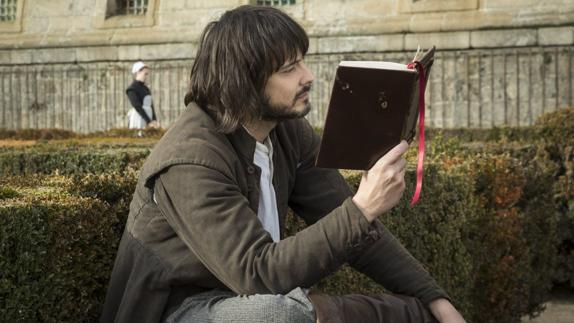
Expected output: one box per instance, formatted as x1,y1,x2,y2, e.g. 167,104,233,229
0,0,573,132
1,46,571,132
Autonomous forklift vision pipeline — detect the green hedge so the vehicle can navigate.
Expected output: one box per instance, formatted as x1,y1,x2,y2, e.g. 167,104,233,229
468,154,557,322
0,128,77,140
305,151,556,323
0,150,559,323
0,127,165,140
312,164,477,310
450,108,574,290
535,108,574,289
0,108,572,322
0,146,150,176
0,179,119,323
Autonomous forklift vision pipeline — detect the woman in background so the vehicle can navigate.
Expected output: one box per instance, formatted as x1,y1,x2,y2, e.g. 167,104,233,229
126,61,159,130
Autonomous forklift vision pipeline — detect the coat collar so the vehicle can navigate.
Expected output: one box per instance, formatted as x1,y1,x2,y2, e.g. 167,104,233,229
226,125,258,166
141,102,283,187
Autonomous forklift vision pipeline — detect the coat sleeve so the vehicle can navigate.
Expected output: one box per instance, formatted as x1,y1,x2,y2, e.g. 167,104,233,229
126,88,152,124
289,119,450,305
347,222,451,305
152,156,381,296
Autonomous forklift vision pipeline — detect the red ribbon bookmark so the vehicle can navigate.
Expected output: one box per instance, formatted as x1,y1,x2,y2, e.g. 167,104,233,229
406,61,426,206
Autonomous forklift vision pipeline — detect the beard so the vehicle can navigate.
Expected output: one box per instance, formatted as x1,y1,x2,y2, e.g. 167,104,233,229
259,85,312,122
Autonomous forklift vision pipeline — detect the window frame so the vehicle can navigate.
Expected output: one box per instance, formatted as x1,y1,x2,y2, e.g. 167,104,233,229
246,0,305,19
94,0,157,30
0,0,24,33
254,0,297,6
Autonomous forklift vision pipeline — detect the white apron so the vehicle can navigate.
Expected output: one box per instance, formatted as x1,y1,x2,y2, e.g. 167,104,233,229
128,95,153,129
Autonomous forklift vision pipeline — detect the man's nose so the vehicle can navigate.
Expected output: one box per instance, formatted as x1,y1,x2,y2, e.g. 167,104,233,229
300,62,315,85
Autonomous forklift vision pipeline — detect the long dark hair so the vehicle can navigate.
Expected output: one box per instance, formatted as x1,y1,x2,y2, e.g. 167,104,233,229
184,5,309,133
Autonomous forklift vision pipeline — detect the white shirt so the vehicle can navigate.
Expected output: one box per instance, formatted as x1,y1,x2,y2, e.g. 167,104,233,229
253,137,281,242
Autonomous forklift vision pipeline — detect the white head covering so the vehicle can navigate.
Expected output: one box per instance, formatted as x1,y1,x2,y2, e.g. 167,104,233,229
131,61,148,74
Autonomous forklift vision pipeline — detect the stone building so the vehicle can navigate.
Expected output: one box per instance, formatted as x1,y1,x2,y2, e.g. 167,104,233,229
0,0,572,132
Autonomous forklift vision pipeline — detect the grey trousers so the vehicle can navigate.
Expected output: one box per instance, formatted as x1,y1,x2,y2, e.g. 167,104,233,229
166,288,315,323
166,288,437,323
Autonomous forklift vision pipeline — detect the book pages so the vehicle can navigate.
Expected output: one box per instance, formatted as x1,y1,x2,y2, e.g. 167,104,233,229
339,61,414,71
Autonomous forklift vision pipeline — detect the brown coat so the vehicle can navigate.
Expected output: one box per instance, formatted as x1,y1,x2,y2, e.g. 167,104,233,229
100,103,448,323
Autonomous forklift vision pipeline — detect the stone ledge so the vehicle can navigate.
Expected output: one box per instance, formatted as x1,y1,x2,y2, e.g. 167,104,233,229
0,50,11,65
539,26,574,46
315,34,404,54
5,43,194,64
2,26,573,65
1,20,573,51
405,31,470,50
0,29,200,50
32,48,77,64
76,46,119,62
10,50,32,65
471,29,538,48
118,46,141,61
398,0,478,14
140,43,196,60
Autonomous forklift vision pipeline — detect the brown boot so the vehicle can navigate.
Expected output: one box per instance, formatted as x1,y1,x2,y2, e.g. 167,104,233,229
308,291,437,323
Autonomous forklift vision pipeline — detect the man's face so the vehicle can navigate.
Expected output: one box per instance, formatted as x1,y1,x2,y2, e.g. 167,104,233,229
260,55,314,121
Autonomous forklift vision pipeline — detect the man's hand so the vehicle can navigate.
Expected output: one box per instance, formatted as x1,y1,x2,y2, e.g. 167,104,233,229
147,121,160,129
428,298,467,323
352,140,409,222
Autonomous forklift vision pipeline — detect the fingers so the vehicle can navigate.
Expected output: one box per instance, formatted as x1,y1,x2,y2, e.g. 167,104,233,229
394,157,407,184
356,143,408,219
399,162,406,176
396,156,407,171
374,141,409,168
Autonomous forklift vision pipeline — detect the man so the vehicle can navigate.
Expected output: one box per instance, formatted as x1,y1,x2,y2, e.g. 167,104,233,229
102,5,466,323
126,61,159,130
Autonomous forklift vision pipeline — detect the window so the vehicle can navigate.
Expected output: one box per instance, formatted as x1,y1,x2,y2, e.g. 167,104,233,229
106,0,148,18
124,0,148,15
256,0,296,6
0,0,23,32
95,0,156,29
252,0,303,19
0,0,17,21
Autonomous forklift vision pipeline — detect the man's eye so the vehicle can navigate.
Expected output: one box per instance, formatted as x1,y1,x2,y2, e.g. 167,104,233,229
282,66,296,73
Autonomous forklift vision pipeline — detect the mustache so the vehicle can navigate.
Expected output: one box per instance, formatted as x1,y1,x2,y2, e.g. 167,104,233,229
295,84,312,100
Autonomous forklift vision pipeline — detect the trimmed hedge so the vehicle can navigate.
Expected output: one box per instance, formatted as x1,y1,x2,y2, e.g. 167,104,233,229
0,127,165,140
0,146,150,176
307,151,557,323
0,163,491,322
0,128,76,140
0,150,559,323
0,108,572,322
311,164,477,312
69,171,138,237
0,179,119,323
535,108,574,289
467,154,557,322
451,108,574,290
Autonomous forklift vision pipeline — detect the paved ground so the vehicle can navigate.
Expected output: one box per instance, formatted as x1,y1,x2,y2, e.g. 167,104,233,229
522,289,574,323
523,303,574,323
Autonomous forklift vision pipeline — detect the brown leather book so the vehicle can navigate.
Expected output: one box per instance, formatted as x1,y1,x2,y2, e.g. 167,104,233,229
315,46,435,170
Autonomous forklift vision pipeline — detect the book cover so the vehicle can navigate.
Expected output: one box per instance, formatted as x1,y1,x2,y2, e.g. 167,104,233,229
315,46,435,170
